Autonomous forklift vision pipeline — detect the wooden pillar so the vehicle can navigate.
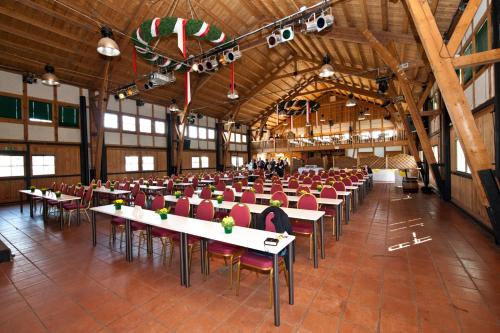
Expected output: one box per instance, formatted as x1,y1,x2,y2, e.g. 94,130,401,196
216,122,224,171
94,60,110,181
441,102,451,201
175,105,189,174
166,112,174,175
493,0,500,178
403,0,500,242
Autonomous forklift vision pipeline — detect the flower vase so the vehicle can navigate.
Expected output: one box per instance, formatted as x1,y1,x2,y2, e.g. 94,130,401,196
224,226,233,234
160,214,168,220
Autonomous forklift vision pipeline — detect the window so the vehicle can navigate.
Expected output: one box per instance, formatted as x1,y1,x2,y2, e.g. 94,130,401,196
201,156,209,168
29,100,52,123
104,113,118,128
0,95,22,119
208,129,215,140
231,156,243,167
432,145,439,163
230,132,235,142
142,156,154,171
191,156,200,168
242,135,247,143
475,21,488,72
235,133,241,143
125,156,139,171
384,129,395,137
58,105,79,127
139,118,152,133
0,155,24,177
199,127,207,139
122,115,136,132
456,140,470,173
188,125,198,139
462,43,473,84
32,155,55,176
155,120,165,134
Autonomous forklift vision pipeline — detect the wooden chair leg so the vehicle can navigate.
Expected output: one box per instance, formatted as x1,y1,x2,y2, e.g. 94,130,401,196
168,239,174,267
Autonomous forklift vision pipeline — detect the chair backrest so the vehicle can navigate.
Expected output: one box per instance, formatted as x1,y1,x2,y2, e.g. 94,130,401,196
167,180,174,192
312,175,321,181
270,183,283,194
75,186,85,198
288,179,299,189
297,193,318,211
214,175,220,183
303,177,312,184
264,212,276,232
356,173,364,180
333,181,346,192
349,175,359,183
342,178,353,186
229,203,251,227
241,178,248,186
298,174,305,181
320,173,328,179
216,181,226,191
105,180,111,188
131,182,140,197
320,186,337,199
196,199,214,221
97,180,102,187
311,181,322,189
134,191,147,208
233,182,242,193
203,174,210,180
66,184,74,195
271,191,288,208
151,194,165,211
296,185,310,195
223,188,235,202
192,177,199,188
253,183,264,194
174,196,190,217
199,186,212,199
240,190,256,204
184,185,195,198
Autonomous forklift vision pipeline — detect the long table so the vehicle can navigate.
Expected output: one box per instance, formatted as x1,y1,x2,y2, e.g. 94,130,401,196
90,204,294,326
19,189,81,229
165,195,327,267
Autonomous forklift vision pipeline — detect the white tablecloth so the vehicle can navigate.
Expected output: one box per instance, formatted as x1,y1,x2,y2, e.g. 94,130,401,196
298,167,324,174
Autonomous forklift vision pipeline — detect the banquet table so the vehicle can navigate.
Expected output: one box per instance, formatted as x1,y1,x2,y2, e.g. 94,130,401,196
90,204,294,326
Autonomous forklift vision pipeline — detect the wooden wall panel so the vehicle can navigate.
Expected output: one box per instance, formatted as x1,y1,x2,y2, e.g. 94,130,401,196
106,147,167,177
181,150,217,172
31,144,80,176
0,179,25,203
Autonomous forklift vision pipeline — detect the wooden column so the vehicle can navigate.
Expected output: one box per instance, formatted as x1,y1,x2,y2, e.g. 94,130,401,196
404,0,500,242
493,0,500,178
361,29,442,186
94,60,110,181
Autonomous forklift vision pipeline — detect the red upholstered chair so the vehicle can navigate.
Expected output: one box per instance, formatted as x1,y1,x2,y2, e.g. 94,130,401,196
182,177,189,183
270,183,283,194
199,186,213,199
254,177,263,184
321,173,328,179
63,186,92,226
206,203,251,287
270,191,288,208
233,182,243,193
296,185,310,196
253,183,264,194
235,211,289,307
320,186,338,234
356,173,364,181
312,175,321,181
363,170,368,176
174,196,190,217
147,195,175,261
298,174,305,181
223,188,235,202
311,181,322,189
125,182,140,204
303,177,312,185
292,193,318,260
241,178,248,186
288,178,299,189
166,180,174,194
216,181,226,191
192,177,199,189
240,190,256,204
342,178,353,187
349,175,359,184
184,185,195,198
214,175,220,183
109,191,146,248
203,174,210,180
333,181,346,192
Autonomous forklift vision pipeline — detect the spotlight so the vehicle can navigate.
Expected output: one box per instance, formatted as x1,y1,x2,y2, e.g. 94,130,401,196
346,93,356,107
196,114,203,119
115,83,138,99
304,9,334,33
376,76,389,94
204,57,218,71
279,26,294,42
22,72,37,84
223,46,242,63
267,32,281,48
197,62,205,73
188,115,196,125
136,99,144,107
144,71,176,89
168,99,180,113
41,64,59,86
191,62,200,72
319,54,334,78
97,26,120,57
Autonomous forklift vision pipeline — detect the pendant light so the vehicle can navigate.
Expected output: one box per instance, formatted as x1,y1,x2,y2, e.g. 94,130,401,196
319,54,334,78
346,93,357,107
227,63,239,100
41,64,59,86
168,99,180,112
97,26,120,57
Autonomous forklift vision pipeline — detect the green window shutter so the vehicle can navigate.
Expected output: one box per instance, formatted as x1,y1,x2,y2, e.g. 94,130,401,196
0,95,22,119
462,43,473,84
475,21,488,53
58,105,79,127
29,100,52,122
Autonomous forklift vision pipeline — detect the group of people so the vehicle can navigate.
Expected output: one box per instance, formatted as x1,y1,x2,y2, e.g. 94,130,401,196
246,157,289,177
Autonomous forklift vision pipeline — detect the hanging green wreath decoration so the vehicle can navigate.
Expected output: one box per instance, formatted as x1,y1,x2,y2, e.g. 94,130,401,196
132,17,231,72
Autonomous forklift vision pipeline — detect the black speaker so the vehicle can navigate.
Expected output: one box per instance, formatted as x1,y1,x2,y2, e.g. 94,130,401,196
183,139,191,149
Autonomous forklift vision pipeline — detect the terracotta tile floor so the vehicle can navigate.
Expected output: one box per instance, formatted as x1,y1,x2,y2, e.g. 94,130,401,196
1,184,499,332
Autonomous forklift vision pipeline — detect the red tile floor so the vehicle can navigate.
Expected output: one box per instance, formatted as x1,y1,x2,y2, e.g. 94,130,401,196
1,184,499,332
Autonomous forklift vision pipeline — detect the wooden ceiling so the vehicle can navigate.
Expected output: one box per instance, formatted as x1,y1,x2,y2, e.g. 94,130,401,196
0,0,460,129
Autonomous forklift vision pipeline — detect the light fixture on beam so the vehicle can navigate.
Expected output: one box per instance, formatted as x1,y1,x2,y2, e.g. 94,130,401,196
304,8,334,33
279,26,294,42
41,64,59,86
376,76,389,94
204,56,218,71
223,46,242,63
346,93,356,107
266,32,281,48
168,99,180,113
363,109,371,116
320,114,326,122
227,85,239,100
319,54,334,78
97,26,120,57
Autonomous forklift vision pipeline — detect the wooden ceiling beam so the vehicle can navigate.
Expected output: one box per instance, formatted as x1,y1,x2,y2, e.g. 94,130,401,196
446,0,483,55
452,49,500,69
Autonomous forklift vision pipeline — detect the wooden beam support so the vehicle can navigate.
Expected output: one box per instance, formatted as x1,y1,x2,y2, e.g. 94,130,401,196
452,49,500,69
404,0,500,241
316,26,419,46
446,0,483,55
94,61,110,181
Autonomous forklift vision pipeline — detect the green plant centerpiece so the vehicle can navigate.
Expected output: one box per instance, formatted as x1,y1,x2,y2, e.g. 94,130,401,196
29,185,36,193
175,178,181,183
41,188,47,195
210,185,215,192
110,185,115,192
249,187,256,193
77,182,82,187
145,181,150,188
329,181,335,186
55,191,62,198
221,216,235,234
216,195,224,204
114,199,124,210
174,190,182,199
270,199,282,207
92,183,97,189
317,185,323,191
156,207,170,220
299,190,308,196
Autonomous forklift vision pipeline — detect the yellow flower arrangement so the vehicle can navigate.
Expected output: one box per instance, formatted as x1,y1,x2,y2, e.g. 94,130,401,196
114,199,124,209
221,216,235,233
270,199,282,207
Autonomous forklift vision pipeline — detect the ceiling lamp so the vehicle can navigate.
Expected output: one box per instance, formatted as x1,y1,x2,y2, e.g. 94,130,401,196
346,93,356,107
363,109,371,116
97,26,120,57
168,99,180,113
41,64,59,86
319,55,334,78
227,84,239,100
320,114,325,122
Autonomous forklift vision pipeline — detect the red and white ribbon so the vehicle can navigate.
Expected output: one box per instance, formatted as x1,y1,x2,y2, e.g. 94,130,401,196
306,100,310,125
193,22,210,37
150,18,161,38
